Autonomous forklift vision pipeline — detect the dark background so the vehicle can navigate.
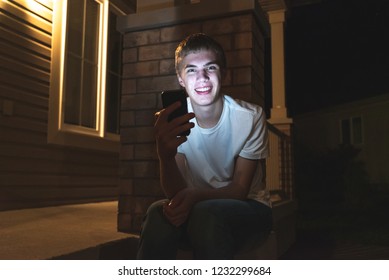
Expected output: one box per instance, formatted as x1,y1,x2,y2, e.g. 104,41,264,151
284,0,389,116
273,0,389,258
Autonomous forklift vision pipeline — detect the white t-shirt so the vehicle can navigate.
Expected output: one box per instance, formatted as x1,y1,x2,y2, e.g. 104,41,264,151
177,95,270,206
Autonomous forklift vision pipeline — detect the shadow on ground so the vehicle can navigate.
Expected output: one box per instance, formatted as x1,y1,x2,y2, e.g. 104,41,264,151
53,238,140,260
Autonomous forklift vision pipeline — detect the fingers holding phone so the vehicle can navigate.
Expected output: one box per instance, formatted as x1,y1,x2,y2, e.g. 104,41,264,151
155,105,194,139
161,89,194,137
154,90,195,160
154,100,180,121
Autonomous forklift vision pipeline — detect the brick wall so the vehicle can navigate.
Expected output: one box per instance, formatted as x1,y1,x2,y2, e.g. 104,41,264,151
118,11,266,233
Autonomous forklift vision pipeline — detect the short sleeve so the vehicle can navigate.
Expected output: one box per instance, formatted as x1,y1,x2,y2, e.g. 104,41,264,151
239,107,269,160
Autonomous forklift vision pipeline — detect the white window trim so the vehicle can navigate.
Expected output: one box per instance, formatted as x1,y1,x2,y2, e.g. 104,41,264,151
351,116,364,145
49,0,119,152
339,116,364,146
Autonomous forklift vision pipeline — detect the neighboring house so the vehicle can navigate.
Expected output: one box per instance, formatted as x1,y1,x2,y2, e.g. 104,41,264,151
294,93,389,189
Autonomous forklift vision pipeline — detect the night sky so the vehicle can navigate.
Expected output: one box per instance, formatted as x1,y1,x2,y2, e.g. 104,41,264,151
284,0,389,116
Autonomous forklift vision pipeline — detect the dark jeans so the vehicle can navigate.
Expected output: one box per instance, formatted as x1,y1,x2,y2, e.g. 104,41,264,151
136,198,272,260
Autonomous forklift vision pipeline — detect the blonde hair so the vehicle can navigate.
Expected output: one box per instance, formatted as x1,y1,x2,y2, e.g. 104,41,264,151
175,33,227,73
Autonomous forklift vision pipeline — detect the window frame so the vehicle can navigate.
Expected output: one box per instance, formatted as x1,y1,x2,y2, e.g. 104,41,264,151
340,116,364,146
48,0,121,152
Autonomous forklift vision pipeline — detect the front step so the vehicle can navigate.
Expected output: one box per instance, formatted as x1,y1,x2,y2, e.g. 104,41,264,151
53,200,297,260
52,237,140,260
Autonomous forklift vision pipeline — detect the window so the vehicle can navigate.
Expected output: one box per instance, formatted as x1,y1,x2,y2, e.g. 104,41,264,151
352,117,363,144
340,116,363,146
49,0,123,151
341,119,351,145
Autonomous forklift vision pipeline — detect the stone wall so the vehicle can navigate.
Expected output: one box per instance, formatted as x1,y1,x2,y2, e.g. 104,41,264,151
118,9,267,233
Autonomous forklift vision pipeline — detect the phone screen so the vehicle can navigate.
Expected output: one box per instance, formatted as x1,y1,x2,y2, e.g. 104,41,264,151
161,89,190,136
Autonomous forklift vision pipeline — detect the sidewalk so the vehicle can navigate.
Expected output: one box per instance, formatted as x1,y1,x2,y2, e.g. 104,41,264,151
1,201,388,260
0,201,136,260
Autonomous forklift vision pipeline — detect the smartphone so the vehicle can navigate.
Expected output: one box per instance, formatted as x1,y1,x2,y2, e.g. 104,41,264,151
161,89,190,136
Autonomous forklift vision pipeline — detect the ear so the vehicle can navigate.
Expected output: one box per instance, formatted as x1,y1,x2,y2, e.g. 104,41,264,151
177,74,185,87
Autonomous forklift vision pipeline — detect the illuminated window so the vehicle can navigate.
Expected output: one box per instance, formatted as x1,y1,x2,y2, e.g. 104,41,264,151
340,116,363,146
49,0,123,151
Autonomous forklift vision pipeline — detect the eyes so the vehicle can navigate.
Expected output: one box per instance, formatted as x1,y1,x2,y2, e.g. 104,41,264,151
185,64,220,74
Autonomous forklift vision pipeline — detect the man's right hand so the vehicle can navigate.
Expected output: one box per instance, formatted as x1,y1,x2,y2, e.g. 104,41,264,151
163,188,198,227
154,102,195,161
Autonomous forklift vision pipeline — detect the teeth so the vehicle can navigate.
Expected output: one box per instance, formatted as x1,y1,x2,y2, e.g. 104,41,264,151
196,87,210,92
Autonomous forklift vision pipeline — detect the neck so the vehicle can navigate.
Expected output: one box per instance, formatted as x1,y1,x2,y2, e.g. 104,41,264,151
192,96,224,128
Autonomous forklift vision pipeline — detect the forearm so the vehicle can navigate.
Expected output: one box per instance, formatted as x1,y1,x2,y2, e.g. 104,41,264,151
164,182,248,227
191,183,249,203
159,158,187,199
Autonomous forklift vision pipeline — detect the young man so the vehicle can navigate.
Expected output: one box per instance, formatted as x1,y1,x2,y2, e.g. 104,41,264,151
137,33,272,259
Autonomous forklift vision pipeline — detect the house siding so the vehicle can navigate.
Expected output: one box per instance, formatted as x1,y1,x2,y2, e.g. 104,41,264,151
294,93,389,188
0,0,120,210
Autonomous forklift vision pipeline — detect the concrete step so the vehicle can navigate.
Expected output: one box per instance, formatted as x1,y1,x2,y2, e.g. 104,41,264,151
0,200,298,260
53,237,140,260
0,201,134,260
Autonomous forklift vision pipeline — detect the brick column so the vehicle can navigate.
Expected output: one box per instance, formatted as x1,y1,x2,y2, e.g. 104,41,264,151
118,0,268,233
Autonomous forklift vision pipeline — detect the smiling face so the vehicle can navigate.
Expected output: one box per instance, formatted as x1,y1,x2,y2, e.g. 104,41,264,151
177,50,223,108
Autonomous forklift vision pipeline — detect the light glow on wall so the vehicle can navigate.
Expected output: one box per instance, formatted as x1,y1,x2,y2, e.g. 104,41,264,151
0,0,40,18
25,0,52,17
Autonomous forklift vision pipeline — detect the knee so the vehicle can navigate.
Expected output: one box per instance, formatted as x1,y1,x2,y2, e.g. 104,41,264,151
144,200,166,221
137,200,180,259
140,200,170,238
186,200,235,258
189,200,223,226
187,200,226,241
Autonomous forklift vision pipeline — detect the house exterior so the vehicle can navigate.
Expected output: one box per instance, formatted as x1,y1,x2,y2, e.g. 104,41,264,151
294,93,389,189
1,0,302,258
0,0,135,210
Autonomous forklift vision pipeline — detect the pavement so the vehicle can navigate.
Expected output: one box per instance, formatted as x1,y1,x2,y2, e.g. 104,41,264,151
1,201,388,260
0,201,137,260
